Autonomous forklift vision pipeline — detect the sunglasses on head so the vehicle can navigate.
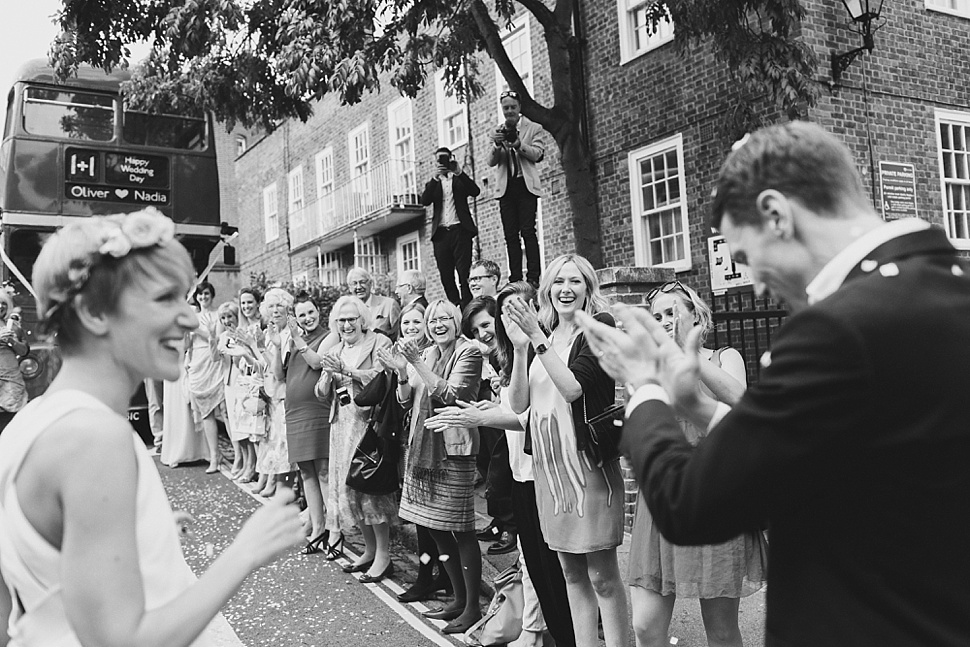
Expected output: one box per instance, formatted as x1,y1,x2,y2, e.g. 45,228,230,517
645,281,688,303
500,90,520,100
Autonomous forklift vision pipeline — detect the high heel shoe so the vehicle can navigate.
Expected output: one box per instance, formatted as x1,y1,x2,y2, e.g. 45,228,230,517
442,613,482,635
397,570,453,603
301,531,329,555
422,606,463,621
342,559,373,574
325,533,345,561
358,562,393,584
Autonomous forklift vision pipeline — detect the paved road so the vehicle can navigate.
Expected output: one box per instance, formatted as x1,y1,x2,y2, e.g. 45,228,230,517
158,456,766,647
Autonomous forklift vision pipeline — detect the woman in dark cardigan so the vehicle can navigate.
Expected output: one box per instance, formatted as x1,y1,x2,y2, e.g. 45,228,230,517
504,254,628,647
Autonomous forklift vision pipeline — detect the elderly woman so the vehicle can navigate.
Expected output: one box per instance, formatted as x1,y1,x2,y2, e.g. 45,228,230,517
275,294,335,554
504,253,628,647
185,281,225,473
0,289,29,434
252,287,297,498
217,300,261,483
628,281,765,647
0,209,302,647
377,299,483,634
314,296,395,578
214,301,246,477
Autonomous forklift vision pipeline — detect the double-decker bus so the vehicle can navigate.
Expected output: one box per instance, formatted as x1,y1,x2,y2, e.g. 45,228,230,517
0,59,227,442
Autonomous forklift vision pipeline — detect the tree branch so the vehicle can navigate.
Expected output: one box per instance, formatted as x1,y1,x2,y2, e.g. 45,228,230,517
468,0,555,126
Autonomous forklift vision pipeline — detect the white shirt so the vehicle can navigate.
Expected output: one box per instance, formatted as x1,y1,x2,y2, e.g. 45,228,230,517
805,218,929,306
439,173,458,228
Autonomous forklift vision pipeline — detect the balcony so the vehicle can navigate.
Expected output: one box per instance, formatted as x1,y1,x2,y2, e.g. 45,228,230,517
288,158,425,251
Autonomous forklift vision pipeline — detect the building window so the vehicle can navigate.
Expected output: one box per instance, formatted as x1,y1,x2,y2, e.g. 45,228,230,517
628,134,690,270
618,0,674,64
355,236,387,277
387,98,416,197
436,70,468,149
349,123,371,207
262,182,279,243
288,166,305,231
235,135,247,156
396,231,421,276
315,146,335,226
926,0,970,18
318,251,343,286
937,109,970,248
494,14,534,118
292,270,308,286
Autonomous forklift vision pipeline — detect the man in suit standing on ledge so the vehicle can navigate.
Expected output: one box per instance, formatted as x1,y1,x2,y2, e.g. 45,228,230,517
579,121,970,646
422,147,481,308
488,90,545,288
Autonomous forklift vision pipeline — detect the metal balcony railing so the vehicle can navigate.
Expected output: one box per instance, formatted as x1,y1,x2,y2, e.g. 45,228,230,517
288,158,421,249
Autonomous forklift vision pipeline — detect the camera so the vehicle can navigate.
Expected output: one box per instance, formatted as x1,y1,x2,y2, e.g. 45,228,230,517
335,385,352,406
437,151,452,166
502,124,518,144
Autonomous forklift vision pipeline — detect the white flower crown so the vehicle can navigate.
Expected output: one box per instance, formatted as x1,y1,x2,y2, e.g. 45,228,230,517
44,207,177,324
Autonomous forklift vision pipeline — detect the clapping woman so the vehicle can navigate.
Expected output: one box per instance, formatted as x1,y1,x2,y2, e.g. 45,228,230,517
377,299,483,634
0,209,303,646
0,289,29,434
314,296,395,579
185,281,225,473
628,281,766,647
504,254,628,647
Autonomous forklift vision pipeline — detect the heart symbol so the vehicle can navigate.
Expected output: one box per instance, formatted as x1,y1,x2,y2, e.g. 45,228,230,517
115,189,129,198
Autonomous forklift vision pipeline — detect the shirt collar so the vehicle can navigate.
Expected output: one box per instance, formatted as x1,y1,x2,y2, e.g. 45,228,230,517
805,218,930,306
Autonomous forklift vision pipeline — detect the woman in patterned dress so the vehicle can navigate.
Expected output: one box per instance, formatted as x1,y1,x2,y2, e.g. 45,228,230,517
504,254,628,647
629,281,766,647
378,299,483,635
315,296,396,578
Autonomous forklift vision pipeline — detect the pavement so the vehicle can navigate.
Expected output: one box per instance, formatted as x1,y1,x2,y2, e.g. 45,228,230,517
205,434,767,646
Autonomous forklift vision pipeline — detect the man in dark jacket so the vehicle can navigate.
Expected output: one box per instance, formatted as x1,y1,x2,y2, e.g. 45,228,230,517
580,121,970,647
421,148,481,308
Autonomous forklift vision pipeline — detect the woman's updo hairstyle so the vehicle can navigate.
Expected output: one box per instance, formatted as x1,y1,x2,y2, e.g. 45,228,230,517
33,208,194,353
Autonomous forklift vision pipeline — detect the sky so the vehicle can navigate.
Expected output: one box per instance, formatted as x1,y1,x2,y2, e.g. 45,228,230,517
0,0,150,93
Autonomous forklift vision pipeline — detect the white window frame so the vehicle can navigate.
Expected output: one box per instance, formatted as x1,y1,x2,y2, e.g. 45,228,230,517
494,14,534,119
628,133,691,271
318,251,343,286
287,165,305,231
349,123,371,202
925,0,970,19
396,231,421,276
315,146,335,225
292,270,309,286
355,235,387,277
936,108,970,250
618,0,674,64
262,182,279,243
235,135,247,157
435,69,468,149
387,97,416,196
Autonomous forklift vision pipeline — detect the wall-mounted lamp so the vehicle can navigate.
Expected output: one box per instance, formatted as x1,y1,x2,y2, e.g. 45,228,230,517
831,0,886,84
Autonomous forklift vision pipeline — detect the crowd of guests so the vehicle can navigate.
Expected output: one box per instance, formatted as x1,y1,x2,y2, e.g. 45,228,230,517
143,255,764,647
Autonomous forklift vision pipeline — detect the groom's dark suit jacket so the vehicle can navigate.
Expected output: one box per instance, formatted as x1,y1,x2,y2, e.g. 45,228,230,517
622,227,970,646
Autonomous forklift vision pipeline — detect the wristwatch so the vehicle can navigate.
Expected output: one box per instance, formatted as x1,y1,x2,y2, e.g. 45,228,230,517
534,343,548,355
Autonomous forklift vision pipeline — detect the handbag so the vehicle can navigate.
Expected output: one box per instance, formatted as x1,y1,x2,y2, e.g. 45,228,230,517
464,565,524,646
353,369,388,407
582,396,625,467
345,418,399,495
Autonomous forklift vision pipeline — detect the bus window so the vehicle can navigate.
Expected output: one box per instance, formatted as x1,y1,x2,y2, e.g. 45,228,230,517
4,89,14,140
123,112,207,151
22,88,115,142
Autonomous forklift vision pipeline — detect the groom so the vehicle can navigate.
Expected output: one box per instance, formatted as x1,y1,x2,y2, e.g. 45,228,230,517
580,122,970,646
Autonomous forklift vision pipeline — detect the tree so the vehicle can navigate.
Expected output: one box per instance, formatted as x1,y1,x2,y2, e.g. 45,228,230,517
51,0,819,267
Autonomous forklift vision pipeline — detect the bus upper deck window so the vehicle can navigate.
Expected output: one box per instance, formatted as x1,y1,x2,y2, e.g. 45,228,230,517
22,88,115,141
123,112,207,151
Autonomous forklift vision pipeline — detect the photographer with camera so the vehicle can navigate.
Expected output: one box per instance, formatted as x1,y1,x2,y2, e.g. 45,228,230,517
487,90,545,288
421,147,482,309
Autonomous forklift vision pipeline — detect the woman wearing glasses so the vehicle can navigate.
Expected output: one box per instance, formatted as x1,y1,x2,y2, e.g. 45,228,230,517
377,299,483,634
503,254,627,647
629,281,766,647
314,296,395,577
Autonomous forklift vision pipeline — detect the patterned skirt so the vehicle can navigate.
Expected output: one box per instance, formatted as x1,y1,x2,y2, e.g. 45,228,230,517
399,455,476,532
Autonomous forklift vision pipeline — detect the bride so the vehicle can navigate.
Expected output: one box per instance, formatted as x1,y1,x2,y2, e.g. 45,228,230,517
0,208,303,647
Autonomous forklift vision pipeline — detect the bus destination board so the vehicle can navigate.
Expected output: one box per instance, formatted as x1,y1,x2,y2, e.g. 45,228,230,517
65,148,170,206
